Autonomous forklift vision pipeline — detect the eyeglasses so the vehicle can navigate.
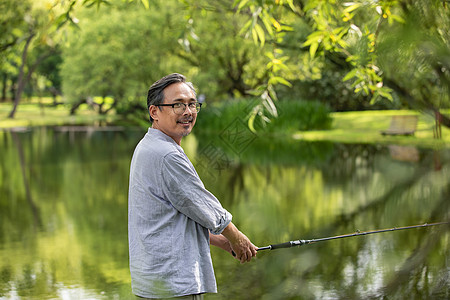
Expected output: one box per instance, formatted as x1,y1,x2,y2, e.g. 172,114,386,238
156,102,202,114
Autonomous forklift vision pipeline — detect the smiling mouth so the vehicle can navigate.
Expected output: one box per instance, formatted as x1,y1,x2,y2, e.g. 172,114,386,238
177,118,193,125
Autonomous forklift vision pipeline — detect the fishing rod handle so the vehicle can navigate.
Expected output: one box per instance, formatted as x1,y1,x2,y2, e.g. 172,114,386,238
270,241,293,250
258,240,307,251
256,242,291,251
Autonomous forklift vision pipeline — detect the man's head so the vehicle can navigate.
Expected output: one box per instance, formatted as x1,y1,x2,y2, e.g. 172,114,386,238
147,73,199,145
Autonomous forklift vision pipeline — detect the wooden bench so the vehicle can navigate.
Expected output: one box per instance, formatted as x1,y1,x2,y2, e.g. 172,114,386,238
380,115,418,136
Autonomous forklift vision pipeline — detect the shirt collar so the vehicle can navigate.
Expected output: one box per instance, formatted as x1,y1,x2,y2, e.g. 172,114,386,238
148,127,185,152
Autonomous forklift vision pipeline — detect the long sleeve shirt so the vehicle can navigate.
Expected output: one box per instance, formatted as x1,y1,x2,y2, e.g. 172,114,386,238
128,128,232,298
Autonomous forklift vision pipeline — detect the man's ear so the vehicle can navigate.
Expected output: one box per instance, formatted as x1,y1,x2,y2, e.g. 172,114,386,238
149,105,159,122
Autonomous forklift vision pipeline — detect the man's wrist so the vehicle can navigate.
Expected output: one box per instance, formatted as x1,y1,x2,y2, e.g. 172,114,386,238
222,222,241,244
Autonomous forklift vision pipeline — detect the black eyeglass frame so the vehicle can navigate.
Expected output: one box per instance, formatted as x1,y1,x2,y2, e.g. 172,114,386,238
155,102,202,114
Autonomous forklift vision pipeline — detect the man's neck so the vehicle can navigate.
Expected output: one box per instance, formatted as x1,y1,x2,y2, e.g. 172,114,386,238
151,126,182,145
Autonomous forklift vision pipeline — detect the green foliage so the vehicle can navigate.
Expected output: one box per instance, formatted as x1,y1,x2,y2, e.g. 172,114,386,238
195,98,331,135
277,66,399,111
234,0,450,123
60,0,187,111
268,99,332,132
232,0,297,127
376,0,450,110
0,0,31,53
175,1,271,100
3,0,449,128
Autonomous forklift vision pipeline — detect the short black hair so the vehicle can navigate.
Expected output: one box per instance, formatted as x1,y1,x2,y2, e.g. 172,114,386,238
147,73,196,123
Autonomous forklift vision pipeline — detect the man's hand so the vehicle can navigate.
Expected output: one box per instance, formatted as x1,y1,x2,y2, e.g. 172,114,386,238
221,222,258,263
209,233,236,258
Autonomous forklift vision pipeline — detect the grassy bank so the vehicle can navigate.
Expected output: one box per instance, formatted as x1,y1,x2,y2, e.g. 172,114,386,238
295,110,450,148
0,100,117,128
1,101,448,148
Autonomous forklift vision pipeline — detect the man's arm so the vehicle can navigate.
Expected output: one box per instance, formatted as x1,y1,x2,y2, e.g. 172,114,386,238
220,222,258,263
209,233,235,255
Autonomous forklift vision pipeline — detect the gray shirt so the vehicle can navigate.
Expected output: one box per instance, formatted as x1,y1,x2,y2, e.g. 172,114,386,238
128,128,232,298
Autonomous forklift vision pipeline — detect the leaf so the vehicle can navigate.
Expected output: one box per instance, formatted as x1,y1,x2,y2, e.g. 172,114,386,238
140,0,149,9
265,51,275,60
54,13,69,29
378,87,394,101
261,11,274,36
343,3,361,14
337,39,348,48
286,0,297,12
276,77,292,87
82,0,110,9
261,91,278,117
280,25,293,31
237,0,251,12
274,48,283,54
332,27,344,35
272,58,282,65
310,42,319,58
268,77,278,85
254,23,265,46
247,105,260,133
267,85,278,103
363,86,369,95
238,19,253,36
252,27,258,44
302,31,323,46
390,14,405,24
271,18,282,31
343,69,357,81
369,93,380,104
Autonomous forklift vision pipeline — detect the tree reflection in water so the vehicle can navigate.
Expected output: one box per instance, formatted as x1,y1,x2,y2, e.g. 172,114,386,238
0,127,448,299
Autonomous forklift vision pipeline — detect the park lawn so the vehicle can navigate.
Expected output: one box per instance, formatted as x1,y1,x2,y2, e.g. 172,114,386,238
295,110,450,149
0,101,117,128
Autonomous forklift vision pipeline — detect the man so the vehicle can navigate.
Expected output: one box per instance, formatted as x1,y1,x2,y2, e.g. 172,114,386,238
128,73,258,299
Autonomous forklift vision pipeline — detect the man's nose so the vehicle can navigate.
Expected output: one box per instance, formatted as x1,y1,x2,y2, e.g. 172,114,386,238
182,104,193,115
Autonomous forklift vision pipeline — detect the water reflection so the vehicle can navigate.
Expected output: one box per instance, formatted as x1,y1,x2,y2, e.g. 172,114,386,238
0,127,448,299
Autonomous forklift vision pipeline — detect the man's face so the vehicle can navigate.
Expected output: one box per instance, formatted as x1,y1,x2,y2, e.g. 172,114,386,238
149,82,197,145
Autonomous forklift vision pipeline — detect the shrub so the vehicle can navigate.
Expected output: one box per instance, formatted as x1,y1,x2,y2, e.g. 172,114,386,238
195,98,332,135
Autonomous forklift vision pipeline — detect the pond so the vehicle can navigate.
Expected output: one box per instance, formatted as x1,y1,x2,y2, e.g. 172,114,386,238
0,126,449,299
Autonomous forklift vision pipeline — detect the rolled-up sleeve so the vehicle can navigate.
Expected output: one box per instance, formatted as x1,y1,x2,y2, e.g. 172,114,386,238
161,151,232,234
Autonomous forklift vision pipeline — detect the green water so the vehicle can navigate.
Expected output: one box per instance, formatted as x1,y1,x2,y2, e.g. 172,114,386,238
0,127,449,299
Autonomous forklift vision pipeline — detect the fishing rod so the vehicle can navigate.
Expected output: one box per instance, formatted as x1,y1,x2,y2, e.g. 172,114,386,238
257,221,449,251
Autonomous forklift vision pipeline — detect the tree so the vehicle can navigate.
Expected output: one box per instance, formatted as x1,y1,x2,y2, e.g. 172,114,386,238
61,0,271,121
35,46,63,104
233,0,450,128
0,0,31,53
174,0,269,100
0,0,31,102
60,0,187,115
6,0,69,118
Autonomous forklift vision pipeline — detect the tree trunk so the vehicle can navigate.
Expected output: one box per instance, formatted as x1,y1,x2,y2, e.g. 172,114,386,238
8,32,35,118
385,78,450,129
1,73,7,102
11,132,42,229
70,98,86,115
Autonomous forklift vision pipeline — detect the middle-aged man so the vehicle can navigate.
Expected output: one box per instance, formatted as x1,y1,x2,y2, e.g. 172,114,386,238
128,73,258,299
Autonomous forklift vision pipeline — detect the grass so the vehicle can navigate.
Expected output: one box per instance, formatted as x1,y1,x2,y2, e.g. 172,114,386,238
295,110,450,149
0,99,117,128
1,100,448,149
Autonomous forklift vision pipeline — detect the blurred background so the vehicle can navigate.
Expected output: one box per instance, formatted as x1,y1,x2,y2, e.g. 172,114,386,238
1,0,449,299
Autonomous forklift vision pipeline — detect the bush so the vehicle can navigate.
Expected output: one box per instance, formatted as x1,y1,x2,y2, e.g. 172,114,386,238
195,98,332,135
266,99,332,132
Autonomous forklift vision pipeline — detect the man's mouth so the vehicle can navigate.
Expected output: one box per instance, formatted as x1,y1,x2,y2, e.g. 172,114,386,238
177,118,193,125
